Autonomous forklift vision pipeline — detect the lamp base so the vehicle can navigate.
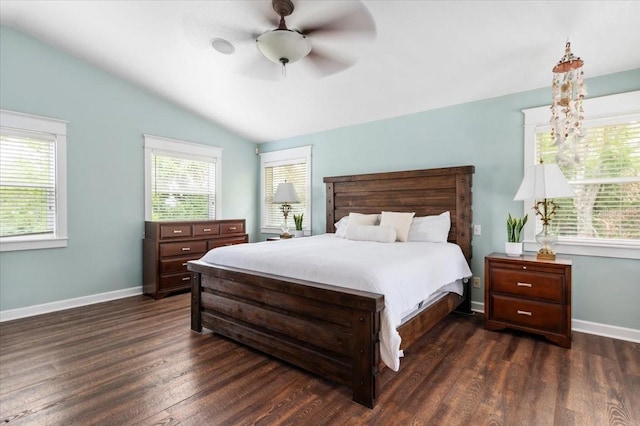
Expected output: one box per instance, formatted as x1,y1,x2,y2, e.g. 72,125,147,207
536,250,556,261
279,232,293,239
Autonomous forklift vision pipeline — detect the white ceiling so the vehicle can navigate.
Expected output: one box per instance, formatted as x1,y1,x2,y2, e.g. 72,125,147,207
2,1,640,143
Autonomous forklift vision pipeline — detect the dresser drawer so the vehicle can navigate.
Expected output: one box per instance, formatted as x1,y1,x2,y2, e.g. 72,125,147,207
193,223,220,237
160,240,207,257
208,236,247,250
159,273,192,291
159,224,192,239
160,255,201,274
490,268,564,302
221,222,244,234
491,294,564,333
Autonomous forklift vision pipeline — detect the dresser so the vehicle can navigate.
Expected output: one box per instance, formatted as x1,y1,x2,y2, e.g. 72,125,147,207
484,252,572,348
143,219,248,299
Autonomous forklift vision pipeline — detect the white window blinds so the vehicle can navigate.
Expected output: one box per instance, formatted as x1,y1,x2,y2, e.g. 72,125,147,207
0,129,57,238
150,152,217,221
535,116,640,242
265,160,307,228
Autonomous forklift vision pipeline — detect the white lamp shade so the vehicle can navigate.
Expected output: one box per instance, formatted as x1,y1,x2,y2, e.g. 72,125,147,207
256,29,311,64
514,163,576,200
274,182,300,203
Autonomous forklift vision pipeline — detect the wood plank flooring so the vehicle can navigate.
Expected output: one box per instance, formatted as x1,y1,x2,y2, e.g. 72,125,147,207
1,293,638,425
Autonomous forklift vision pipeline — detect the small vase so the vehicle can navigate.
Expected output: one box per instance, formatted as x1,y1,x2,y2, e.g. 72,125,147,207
505,242,523,257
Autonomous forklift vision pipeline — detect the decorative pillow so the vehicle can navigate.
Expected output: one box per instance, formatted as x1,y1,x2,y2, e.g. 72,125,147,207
344,212,379,237
407,211,451,243
379,211,415,242
346,225,397,243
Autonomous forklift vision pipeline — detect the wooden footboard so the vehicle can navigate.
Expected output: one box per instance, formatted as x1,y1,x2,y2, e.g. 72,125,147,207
188,260,384,408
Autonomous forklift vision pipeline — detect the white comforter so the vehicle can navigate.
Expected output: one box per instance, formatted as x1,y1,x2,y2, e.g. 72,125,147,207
200,234,472,371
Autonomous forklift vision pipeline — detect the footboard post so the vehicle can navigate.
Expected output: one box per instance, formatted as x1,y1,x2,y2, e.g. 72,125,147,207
351,310,380,408
191,271,202,332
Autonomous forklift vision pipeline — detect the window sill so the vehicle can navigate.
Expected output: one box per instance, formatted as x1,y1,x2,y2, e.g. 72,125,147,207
523,240,639,260
0,236,68,252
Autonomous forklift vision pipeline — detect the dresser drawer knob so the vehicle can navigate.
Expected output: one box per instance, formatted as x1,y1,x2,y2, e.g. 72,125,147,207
173,230,182,234
181,247,191,251
517,310,532,316
229,227,237,231
181,277,190,281
517,282,533,288
203,228,211,232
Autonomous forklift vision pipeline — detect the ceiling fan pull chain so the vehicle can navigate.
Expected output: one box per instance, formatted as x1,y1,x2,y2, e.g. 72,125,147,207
280,58,288,78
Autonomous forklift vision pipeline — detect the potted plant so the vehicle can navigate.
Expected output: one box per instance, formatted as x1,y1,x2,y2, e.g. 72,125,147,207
506,213,528,256
293,213,304,238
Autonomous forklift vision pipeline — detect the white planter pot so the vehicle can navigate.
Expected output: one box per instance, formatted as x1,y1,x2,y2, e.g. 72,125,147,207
293,230,304,238
505,242,523,257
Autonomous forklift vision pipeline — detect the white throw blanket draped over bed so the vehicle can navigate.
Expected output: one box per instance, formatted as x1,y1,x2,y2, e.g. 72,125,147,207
200,234,472,371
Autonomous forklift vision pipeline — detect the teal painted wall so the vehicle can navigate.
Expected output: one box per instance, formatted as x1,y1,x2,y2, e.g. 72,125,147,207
0,26,258,311
260,69,640,330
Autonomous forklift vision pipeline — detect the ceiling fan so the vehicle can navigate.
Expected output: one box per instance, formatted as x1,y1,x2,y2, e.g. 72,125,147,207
186,0,376,79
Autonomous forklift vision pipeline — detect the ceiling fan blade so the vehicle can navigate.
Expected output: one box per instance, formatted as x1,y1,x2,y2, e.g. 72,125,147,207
298,2,376,40
304,48,355,78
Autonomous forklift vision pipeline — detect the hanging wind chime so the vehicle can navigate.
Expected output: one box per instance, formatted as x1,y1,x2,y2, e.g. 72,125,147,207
550,41,586,166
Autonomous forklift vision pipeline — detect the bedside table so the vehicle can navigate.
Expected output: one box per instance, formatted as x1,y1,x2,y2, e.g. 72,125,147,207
484,252,572,348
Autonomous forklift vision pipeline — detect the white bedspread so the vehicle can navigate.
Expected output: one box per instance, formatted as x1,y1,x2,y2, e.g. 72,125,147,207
200,234,472,371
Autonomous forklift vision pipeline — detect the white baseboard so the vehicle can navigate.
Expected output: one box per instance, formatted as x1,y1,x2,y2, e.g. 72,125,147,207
469,301,639,344
0,286,143,322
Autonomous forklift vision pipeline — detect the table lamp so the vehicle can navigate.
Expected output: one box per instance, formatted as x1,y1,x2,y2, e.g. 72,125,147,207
273,182,299,238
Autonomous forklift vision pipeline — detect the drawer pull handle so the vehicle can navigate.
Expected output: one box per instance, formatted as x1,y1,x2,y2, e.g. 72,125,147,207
181,277,190,281
181,247,191,251
203,228,211,232
173,230,182,234
229,227,237,231
517,310,532,316
517,282,532,287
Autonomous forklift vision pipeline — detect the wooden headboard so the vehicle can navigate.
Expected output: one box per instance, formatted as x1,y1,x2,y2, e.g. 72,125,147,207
323,166,474,261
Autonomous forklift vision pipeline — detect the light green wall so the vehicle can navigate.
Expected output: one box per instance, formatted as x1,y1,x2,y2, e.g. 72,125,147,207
0,26,258,311
260,69,640,330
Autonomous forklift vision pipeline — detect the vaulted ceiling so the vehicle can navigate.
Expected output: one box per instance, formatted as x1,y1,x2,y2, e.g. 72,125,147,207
2,1,639,142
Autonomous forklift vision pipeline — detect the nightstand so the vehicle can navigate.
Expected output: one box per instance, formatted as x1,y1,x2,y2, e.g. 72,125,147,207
484,252,572,348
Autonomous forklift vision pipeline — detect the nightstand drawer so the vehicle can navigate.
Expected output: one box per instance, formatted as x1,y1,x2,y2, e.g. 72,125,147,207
193,223,220,236
490,268,564,302
221,222,244,234
160,240,207,257
491,294,564,333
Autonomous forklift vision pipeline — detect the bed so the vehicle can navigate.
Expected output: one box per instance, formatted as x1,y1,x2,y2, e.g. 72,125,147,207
188,165,474,408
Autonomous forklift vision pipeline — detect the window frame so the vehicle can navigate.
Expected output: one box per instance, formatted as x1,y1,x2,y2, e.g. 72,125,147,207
260,146,312,235
143,134,222,221
0,109,68,252
521,90,640,260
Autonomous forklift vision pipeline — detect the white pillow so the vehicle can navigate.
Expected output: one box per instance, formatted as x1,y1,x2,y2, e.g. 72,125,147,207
407,211,451,243
335,213,379,238
379,211,415,242
346,225,397,243
334,216,349,238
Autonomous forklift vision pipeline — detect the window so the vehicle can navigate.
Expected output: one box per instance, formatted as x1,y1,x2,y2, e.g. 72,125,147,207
260,146,311,234
0,109,68,252
522,91,640,259
144,135,221,221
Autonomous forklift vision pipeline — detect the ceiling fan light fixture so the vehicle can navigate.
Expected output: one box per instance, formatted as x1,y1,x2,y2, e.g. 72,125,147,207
256,29,311,65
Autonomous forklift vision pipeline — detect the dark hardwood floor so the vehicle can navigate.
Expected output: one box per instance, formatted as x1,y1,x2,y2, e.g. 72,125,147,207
1,293,638,425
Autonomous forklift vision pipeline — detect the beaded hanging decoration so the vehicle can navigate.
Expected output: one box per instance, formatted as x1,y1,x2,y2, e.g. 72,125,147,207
550,41,586,166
